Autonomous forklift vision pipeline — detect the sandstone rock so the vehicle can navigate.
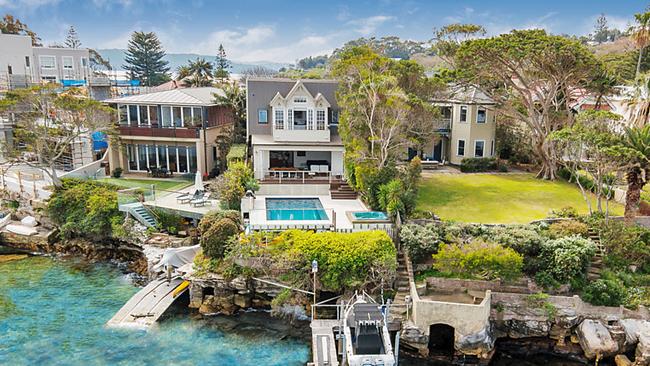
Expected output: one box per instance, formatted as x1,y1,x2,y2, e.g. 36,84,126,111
636,333,650,366
615,354,633,366
456,326,495,357
504,319,550,338
576,319,619,360
233,294,251,308
198,295,219,314
400,323,429,357
620,319,650,346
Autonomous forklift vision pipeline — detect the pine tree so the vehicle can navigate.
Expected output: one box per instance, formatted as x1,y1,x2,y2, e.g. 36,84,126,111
123,31,171,87
65,25,81,48
214,44,231,82
593,14,609,44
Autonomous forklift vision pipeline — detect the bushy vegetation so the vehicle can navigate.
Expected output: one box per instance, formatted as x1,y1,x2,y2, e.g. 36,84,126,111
216,161,258,210
459,157,504,173
548,220,589,238
151,208,184,235
399,223,442,262
537,236,595,285
198,210,242,259
582,278,628,306
228,230,396,292
432,240,523,281
47,178,122,240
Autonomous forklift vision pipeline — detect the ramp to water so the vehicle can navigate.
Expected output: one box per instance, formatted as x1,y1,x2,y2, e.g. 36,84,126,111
311,319,340,366
107,278,187,327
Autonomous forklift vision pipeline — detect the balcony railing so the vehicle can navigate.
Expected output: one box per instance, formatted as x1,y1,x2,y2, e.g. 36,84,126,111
118,125,200,139
261,169,344,184
434,118,451,132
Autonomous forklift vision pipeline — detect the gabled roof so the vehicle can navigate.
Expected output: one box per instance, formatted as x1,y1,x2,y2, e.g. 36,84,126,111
105,87,226,106
432,84,495,105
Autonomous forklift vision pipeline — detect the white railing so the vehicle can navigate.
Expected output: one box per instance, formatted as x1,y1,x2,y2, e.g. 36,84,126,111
262,169,343,184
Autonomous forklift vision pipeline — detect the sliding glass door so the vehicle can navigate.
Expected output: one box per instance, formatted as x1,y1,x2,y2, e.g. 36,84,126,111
124,143,198,174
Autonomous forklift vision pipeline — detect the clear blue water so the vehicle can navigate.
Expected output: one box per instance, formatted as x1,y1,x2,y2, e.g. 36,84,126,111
266,198,328,221
0,255,310,366
351,211,389,220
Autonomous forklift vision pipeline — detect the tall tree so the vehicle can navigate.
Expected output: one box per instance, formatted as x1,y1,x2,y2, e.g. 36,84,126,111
176,65,191,81
622,126,650,220
626,73,650,127
64,25,81,48
433,23,486,66
0,14,40,46
633,10,650,79
213,82,246,143
0,86,115,187
455,29,598,180
186,58,213,87
89,49,112,72
123,31,170,87
593,14,609,44
214,44,231,82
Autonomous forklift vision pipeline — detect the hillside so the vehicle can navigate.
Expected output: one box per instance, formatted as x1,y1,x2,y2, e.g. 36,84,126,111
96,49,289,74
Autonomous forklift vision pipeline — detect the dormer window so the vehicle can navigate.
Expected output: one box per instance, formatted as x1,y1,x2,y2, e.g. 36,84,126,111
274,109,284,130
294,96,307,103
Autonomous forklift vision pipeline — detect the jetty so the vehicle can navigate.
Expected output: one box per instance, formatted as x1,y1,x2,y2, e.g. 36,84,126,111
107,277,189,327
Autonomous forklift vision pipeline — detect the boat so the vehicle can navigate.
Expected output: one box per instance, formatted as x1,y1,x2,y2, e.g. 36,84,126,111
342,293,396,366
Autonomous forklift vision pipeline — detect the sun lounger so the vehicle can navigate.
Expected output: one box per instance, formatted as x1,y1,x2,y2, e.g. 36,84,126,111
177,190,201,204
190,192,211,207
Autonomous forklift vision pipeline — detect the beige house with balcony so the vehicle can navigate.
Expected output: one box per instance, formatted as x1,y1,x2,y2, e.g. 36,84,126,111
418,86,497,165
105,87,234,176
246,78,344,182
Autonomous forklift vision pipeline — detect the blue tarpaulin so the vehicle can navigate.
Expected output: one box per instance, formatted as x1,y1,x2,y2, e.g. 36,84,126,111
61,79,87,87
115,80,141,86
91,131,108,151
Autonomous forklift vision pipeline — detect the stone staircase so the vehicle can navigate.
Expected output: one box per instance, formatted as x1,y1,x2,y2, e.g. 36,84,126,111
390,250,411,322
587,229,605,281
329,181,357,200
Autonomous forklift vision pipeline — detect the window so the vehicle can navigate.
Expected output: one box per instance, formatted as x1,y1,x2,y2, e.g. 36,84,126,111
477,108,486,123
25,56,30,68
40,56,55,69
287,109,293,129
459,106,468,122
192,107,203,126
457,139,465,156
293,110,307,129
274,109,284,130
161,106,172,127
182,107,193,127
173,107,182,127
128,105,139,125
7,65,12,75
126,145,137,171
294,96,307,103
316,110,326,130
178,146,188,173
258,109,268,124
149,106,159,126
41,76,56,83
147,144,157,168
62,56,73,70
490,140,495,156
157,145,168,170
474,140,485,157
118,105,128,125
137,144,147,171
139,105,149,125
330,110,339,125
168,146,178,172
188,146,198,173
81,57,87,67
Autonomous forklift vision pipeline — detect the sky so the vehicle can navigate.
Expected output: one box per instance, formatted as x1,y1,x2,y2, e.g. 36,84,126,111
0,0,647,63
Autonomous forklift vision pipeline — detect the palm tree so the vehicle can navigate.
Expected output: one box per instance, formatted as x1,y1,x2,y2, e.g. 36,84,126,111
187,58,213,87
589,68,618,109
633,11,650,79
623,126,650,219
176,65,191,81
213,82,246,142
626,74,650,127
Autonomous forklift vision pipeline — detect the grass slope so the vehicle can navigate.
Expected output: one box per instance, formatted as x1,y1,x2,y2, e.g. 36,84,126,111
99,178,190,192
417,173,624,224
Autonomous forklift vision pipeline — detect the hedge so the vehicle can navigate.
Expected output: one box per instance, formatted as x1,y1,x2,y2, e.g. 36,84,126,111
432,239,523,281
460,157,503,173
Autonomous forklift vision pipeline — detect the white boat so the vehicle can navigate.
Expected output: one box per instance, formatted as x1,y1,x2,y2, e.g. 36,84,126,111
342,293,396,366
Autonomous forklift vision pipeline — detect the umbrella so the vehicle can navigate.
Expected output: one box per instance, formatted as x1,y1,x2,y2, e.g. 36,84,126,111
194,170,203,193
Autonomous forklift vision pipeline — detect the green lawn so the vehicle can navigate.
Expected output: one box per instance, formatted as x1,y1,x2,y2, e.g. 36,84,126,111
98,178,191,192
417,173,624,224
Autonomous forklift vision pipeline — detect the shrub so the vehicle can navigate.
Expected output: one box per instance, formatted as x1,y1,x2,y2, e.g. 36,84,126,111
152,208,184,235
432,240,523,282
351,162,398,210
261,230,397,292
539,236,595,284
378,179,405,219
548,206,579,218
599,220,650,270
459,157,498,173
218,161,258,211
582,279,627,306
400,223,442,262
199,210,242,259
548,220,589,238
47,178,122,240
111,167,123,178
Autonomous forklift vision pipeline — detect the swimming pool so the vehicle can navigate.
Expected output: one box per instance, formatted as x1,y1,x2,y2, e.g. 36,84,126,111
350,211,390,221
266,198,328,221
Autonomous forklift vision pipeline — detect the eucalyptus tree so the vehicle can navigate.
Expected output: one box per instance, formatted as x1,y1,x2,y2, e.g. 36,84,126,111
455,29,598,180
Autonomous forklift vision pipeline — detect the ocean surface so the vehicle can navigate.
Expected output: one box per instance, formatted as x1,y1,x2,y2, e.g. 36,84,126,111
0,254,309,366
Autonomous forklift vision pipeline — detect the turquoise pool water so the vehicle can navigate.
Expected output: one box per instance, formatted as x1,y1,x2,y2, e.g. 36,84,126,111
352,211,389,221
266,198,328,221
0,254,309,366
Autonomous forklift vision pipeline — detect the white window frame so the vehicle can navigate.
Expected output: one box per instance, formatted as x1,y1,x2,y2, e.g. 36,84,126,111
476,108,486,124
258,109,268,124
457,139,466,156
39,55,56,69
62,56,74,70
41,75,57,83
81,57,87,67
490,140,495,156
307,109,314,130
316,109,326,130
459,106,468,123
474,140,485,158
294,96,307,103
287,109,293,130
274,108,284,130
